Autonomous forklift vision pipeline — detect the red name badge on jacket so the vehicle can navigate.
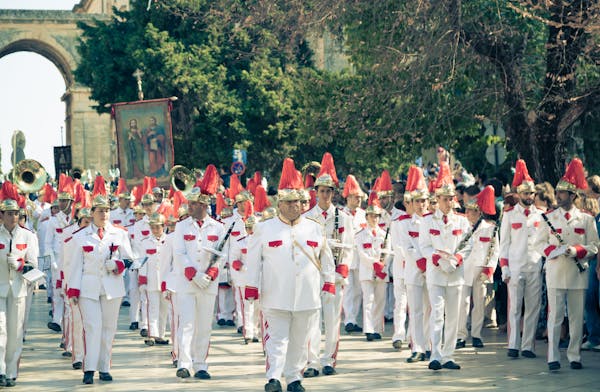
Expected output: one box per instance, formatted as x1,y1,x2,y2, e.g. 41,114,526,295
268,240,283,248
184,234,196,241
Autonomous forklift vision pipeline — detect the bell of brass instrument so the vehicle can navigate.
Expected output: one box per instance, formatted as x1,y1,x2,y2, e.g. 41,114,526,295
14,159,47,194
169,165,196,197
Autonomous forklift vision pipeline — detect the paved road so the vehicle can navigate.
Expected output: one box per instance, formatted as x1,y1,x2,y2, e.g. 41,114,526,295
15,289,600,391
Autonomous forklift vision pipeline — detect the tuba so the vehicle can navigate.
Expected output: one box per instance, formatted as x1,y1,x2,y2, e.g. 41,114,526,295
169,165,196,197
14,159,47,194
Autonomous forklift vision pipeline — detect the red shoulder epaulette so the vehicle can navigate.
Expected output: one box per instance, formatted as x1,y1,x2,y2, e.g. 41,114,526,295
423,212,433,217
582,209,594,216
504,206,515,212
396,214,411,221
18,224,33,232
545,208,556,214
64,236,73,243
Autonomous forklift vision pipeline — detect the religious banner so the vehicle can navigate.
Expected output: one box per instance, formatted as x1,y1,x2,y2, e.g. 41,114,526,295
112,98,175,185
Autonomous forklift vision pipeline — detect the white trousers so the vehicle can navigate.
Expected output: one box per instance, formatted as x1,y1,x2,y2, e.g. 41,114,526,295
385,282,395,319
263,308,318,383
233,284,243,328
307,283,343,368
342,269,362,325
458,269,488,340
428,284,462,363
361,280,386,334
392,278,408,342
168,293,180,362
406,284,431,353
51,274,64,326
0,292,26,379
217,286,235,321
176,291,216,372
79,295,122,372
507,271,541,351
128,269,141,324
40,255,53,299
547,288,585,363
237,287,260,339
146,290,168,339
24,285,34,336
66,299,84,363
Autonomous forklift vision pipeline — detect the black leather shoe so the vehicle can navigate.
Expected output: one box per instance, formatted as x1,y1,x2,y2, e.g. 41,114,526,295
425,351,431,360
392,340,402,349
140,329,148,337
287,380,305,392
345,323,355,333
4,378,15,387
455,339,466,349
121,300,130,307
225,320,235,327
172,360,178,368
237,326,243,334
47,297,52,303
72,362,82,370
303,368,319,377
548,361,561,372
194,370,211,379
129,322,139,330
47,322,62,332
570,361,582,369
507,349,519,358
252,337,259,343
353,324,363,332
442,361,461,370
145,338,155,346
155,337,169,345
407,352,425,363
99,372,113,381
83,371,94,384
366,333,374,341
373,333,382,340
322,365,336,376
522,350,536,358
265,378,282,392
39,284,47,290
428,360,442,370
472,337,484,348
176,368,190,378
217,319,227,326
62,351,72,357
0,375,6,387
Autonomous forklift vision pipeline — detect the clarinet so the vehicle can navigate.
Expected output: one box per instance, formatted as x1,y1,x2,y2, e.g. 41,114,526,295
541,213,586,273
456,215,483,253
332,208,342,266
206,220,236,270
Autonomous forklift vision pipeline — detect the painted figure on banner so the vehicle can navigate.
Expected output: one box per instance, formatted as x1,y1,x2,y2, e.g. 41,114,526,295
143,116,167,177
126,119,145,178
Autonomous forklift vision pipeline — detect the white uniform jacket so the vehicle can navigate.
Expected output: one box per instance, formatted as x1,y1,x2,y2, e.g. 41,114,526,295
355,226,391,282
228,235,249,288
245,216,335,311
463,219,499,284
61,224,86,287
110,207,135,227
132,216,151,259
172,216,225,295
304,205,353,279
0,225,39,298
499,204,543,274
220,212,248,285
397,213,430,286
67,223,134,300
162,232,176,292
419,209,472,287
390,213,412,281
535,207,598,290
44,210,71,258
139,233,168,292
342,207,367,270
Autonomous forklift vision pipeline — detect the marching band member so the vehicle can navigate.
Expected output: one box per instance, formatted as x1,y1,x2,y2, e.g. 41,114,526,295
397,166,431,362
535,158,599,372
341,175,366,334
499,160,543,359
163,215,180,367
172,165,224,380
0,182,39,387
458,186,498,349
356,191,391,341
139,213,169,345
304,153,352,377
66,176,133,384
44,174,74,333
245,157,335,392
419,161,472,371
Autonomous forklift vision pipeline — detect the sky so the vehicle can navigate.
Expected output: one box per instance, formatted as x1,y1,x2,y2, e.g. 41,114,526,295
0,1,81,179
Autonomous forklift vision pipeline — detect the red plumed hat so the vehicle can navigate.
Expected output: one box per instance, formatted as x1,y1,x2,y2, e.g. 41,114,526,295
91,176,110,208
376,170,393,197
41,183,57,204
57,173,74,200
215,193,226,216
434,161,455,197
0,181,25,210
116,178,130,198
314,152,339,188
556,158,588,192
278,158,304,201
253,185,271,213
512,159,535,193
171,190,187,217
228,174,245,201
476,185,496,216
342,174,364,198
365,190,382,215
406,165,429,199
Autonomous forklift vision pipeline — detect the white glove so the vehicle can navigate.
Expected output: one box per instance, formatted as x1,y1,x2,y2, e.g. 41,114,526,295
335,272,347,285
105,259,117,273
438,257,457,274
7,254,20,271
321,290,335,304
565,246,577,257
479,272,492,284
192,273,212,290
501,266,511,282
